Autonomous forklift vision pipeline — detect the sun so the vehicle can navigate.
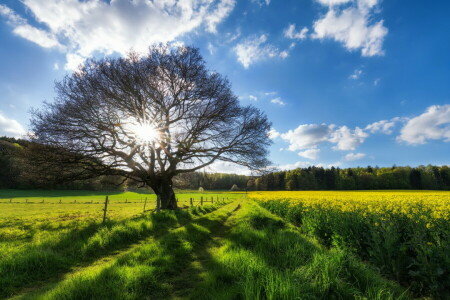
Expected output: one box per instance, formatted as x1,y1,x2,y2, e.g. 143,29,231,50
130,122,159,144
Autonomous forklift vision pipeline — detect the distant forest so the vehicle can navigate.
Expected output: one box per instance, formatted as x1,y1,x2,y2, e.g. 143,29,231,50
1,137,450,191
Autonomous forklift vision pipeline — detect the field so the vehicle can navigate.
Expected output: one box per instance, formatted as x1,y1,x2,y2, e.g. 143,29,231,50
250,190,450,298
0,190,449,299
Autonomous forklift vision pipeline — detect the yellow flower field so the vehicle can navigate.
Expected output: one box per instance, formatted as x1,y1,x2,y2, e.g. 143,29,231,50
249,190,450,219
251,190,450,296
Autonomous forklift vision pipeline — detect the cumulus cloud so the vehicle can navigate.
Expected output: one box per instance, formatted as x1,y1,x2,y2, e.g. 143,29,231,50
268,128,280,139
203,160,251,175
365,118,401,134
298,149,320,160
281,123,368,152
312,0,388,56
270,97,286,106
234,34,288,68
248,95,258,101
284,24,309,40
281,124,333,150
398,105,450,145
344,152,366,161
0,0,235,70
329,126,368,150
0,112,26,137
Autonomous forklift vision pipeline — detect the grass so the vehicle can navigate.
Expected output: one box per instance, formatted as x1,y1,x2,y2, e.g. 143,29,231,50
0,190,235,299
4,190,447,299
6,198,410,300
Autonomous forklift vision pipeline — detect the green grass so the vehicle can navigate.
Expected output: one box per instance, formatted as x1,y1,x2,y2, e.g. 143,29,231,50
7,199,410,300
1,202,230,298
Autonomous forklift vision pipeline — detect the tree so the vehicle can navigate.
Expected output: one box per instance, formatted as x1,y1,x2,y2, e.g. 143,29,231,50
30,45,272,210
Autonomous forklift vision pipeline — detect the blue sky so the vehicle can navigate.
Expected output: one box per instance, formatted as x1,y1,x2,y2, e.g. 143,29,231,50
0,0,449,173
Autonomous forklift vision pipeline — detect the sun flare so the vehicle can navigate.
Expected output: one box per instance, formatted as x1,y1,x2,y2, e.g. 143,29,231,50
131,123,159,144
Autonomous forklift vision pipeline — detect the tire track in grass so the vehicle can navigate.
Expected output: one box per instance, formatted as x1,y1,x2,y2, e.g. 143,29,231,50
167,203,242,299
12,200,242,300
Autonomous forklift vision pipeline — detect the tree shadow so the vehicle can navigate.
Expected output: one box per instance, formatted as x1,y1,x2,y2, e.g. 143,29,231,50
1,206,213,298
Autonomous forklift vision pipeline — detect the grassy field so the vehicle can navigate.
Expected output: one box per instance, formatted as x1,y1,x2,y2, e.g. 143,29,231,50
0,190,448,299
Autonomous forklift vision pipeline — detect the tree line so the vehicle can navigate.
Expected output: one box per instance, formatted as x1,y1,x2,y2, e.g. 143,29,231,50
250,165,450,191
2,136,450,191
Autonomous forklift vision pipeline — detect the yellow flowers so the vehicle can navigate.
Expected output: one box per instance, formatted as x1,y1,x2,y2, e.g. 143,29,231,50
249,190,450,221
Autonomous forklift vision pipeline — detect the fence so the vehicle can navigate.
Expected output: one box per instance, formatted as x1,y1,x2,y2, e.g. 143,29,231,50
0,195,232,223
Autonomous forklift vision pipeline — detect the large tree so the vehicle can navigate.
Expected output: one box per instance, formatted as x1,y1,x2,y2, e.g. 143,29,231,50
31,45,272,209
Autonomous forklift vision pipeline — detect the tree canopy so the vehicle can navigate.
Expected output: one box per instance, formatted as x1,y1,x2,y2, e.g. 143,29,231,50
30,45,272,209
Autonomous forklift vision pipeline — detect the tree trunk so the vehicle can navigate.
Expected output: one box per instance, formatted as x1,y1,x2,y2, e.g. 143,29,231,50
150,177,177,210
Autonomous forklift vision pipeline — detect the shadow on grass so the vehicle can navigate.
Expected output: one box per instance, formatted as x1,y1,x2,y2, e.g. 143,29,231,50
17,203,237,300
1,205,223,299
13,201,409,300
188,203,410,300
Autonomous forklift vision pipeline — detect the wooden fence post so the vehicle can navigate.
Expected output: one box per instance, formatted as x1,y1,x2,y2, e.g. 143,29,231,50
190,197,193,206
201,196,203,206
143,197,147,213
212,196,214,204
59,199,62,204
102,196,109,224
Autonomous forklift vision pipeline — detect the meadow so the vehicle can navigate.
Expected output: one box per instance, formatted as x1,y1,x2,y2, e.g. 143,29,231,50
0,189,448,299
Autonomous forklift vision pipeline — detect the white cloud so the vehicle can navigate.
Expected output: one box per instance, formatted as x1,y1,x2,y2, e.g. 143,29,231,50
249,95,258,101
53,63,59,70
349,68,363,79
281,124,333,150
329,126,368,150
265,92,277,96
252,0,271,6
268,128,280,139
298,148,320,160
316,0,352,5
312,0,388,56
234,34,288,68
203,160,251,175
373,78,380,86
284,24,309,40
398,105,450,145
344,152,366,161
0,112,26,138
279,50,289,59
205,0,236,34
271,97,286,106
0,4,63,49
365,118,400,134
281,123,368,152
1,0,235,70
277,161,315,170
